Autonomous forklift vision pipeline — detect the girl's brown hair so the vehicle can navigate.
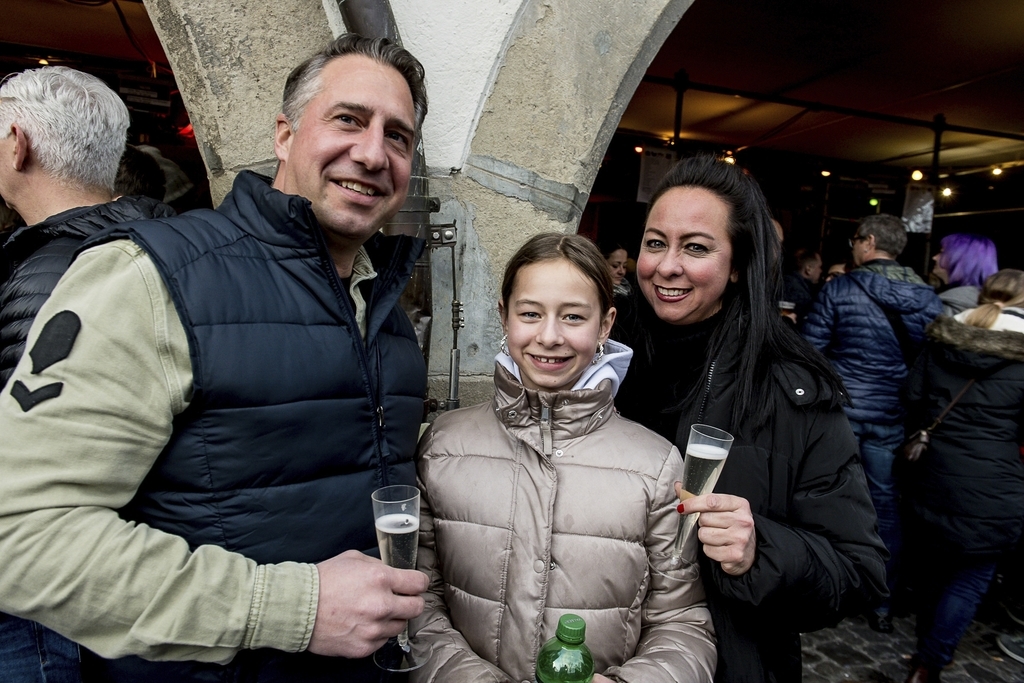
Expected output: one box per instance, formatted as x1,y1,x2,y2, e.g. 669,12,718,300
500,233,614,315
964,269,1024,329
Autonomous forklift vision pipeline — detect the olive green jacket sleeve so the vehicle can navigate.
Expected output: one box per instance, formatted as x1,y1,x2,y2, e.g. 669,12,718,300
0,240,318,662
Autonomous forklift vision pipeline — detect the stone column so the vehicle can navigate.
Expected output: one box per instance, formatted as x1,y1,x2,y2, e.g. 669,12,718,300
142,0,335,202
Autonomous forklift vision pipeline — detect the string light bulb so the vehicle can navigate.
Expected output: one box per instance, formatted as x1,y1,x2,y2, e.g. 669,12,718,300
38,59,49,65
911,170,924,181
941,187,953,197
992,167,1003,176
723,154,736,165
821,170,831,177
634,145,644,154
869,198,879,207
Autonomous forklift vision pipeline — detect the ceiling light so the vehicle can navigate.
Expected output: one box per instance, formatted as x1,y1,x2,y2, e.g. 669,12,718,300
911,170,924,181
941,187,953,197
821,170,831,177
634,145,644,154
992,167,1003,176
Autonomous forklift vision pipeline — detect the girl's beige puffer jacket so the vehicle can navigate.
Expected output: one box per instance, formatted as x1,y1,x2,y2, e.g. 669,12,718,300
411,366,717,683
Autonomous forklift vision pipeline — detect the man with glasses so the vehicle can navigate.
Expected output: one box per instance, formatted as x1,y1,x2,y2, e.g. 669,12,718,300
804,214,941,634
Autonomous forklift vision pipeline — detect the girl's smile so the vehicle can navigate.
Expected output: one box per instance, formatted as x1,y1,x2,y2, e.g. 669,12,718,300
500,259,615,392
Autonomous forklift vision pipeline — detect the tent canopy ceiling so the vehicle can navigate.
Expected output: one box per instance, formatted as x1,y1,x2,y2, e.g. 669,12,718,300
623,0,1024,172
2,0,1022,173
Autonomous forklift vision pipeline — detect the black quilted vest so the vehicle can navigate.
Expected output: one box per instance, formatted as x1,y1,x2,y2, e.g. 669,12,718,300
81,172,424,683
0,196,174,387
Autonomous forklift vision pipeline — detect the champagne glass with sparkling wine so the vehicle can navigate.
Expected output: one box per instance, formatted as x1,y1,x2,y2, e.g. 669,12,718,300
670,424,735,567
372,484,424,672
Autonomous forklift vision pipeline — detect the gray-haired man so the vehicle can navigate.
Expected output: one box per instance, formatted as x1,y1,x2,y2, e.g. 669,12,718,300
0,65,175,683
0,66,175,387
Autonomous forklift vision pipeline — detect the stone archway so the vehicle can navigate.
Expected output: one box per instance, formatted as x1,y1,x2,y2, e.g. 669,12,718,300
140,0,695,405
434,0,694,403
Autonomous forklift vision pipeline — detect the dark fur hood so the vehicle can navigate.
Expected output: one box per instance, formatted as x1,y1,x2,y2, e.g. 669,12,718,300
927,315,1024,363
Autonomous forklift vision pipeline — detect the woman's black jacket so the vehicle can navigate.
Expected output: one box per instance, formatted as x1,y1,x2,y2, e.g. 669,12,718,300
614,295,887,683
903,315,1024,557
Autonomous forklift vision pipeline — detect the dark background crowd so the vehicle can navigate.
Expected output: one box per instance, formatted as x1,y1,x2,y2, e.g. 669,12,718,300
779,218,1024,682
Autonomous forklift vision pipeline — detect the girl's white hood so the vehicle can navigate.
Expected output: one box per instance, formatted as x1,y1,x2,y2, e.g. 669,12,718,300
495,338,633,396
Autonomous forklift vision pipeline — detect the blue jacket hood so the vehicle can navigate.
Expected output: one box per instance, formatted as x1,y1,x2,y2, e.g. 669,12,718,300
847,265,937,316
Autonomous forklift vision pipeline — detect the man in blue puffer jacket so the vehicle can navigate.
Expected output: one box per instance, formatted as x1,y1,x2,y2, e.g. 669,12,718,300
804,213,941,634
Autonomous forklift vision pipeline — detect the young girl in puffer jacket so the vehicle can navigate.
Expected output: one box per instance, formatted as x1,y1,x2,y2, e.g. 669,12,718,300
411,233,716,683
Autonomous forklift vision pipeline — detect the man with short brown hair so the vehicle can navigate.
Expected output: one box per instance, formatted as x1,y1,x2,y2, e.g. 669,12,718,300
0,35,429,683
782,247,821,321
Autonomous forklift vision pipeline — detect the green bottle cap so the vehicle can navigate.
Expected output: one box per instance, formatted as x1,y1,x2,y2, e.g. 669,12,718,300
556,614,586,645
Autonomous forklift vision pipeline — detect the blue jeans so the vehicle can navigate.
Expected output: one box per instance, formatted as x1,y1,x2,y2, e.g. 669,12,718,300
849,419,903,613
0,613,81,683
915,559,997,669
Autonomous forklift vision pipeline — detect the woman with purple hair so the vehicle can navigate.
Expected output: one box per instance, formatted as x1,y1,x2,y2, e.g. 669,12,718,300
932,233,998,315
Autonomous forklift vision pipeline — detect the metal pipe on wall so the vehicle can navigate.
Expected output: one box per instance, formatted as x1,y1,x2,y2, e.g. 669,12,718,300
337,0,399,41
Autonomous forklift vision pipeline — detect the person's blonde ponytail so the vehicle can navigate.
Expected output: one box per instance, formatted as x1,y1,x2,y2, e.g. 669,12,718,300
963,269,1024,329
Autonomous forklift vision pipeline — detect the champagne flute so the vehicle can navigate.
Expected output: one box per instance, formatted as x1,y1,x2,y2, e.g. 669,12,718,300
372,484,424,672
670,424,734,565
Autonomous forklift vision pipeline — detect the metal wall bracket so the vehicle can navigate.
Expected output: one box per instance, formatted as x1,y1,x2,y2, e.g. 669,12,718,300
426,221,462,411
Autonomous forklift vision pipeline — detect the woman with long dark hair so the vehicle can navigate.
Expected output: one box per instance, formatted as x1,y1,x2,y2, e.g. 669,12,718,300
613,154,887,683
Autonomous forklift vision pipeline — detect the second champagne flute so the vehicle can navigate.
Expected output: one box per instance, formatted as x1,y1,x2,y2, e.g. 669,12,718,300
670,424,735,565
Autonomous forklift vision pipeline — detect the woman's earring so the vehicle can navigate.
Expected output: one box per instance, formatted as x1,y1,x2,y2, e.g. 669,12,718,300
592,341,605,365
500,333,510,356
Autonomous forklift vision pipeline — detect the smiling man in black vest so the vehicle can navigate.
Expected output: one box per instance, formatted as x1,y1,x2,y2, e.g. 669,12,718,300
0,35,430,683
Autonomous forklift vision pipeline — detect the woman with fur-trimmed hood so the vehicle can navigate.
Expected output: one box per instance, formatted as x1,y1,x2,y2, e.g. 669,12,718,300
900,269,1024,683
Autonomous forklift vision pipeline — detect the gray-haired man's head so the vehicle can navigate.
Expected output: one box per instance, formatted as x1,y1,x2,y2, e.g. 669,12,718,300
0,66,129,193
853,214,906,263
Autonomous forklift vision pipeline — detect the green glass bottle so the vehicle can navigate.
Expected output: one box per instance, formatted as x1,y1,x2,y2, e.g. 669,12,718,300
535,614,595,683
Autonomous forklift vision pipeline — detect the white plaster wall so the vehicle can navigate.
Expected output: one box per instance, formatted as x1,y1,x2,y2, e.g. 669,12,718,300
390,0,527,173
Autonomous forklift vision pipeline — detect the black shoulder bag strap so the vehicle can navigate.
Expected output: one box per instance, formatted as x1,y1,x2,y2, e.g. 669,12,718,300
926,378,976,433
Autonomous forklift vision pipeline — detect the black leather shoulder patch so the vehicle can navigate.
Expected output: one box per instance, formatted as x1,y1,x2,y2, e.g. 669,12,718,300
30,310,81,375
11,380,63,412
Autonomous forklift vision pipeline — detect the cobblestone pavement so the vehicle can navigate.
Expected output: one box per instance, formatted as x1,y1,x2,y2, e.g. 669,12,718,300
802,606,1024,683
